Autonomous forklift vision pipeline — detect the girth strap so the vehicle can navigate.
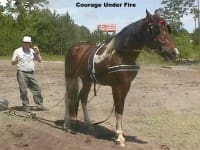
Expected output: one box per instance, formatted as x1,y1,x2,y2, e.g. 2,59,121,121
108,64,140,73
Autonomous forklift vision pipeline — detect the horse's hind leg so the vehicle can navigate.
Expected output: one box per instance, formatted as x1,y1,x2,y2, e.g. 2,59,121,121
112,83,131,147
79,79,92,125
64,77,79,131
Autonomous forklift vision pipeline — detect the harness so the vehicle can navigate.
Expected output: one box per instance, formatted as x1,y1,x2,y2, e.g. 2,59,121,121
88,43,105,83
88,43,140,84
108,64,140,73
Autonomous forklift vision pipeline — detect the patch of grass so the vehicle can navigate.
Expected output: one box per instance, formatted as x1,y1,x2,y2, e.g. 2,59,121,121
0,56,10,60
42,53,64,61
0,54,65,62
134,111,200,150
137,51,175,65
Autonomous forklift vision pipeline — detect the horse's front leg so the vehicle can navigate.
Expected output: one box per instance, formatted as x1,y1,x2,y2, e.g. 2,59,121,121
112,83,130,147
64,92,70,130
80,80,92,125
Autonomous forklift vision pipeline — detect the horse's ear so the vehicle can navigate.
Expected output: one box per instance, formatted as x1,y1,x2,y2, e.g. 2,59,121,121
146,9,153,21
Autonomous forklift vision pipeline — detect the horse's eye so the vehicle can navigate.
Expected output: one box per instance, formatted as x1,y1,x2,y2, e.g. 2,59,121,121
148,23,153,29
154,28,160,34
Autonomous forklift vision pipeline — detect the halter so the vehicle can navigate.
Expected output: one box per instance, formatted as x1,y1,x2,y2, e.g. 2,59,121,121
146,19,166,35
145,18,171,53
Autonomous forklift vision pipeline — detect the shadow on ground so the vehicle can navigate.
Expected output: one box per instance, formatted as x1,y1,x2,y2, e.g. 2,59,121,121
55,120,147,144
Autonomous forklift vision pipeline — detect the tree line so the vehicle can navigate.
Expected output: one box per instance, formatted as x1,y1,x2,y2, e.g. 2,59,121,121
0,0,199,57
0,0,108,56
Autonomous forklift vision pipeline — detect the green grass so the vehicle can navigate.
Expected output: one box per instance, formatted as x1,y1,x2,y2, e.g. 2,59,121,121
0,56,11,60
41,53,64,61
137,50,176,65
134,111,200,149
1,49,199,64
0,54,65,62
174,34,200,60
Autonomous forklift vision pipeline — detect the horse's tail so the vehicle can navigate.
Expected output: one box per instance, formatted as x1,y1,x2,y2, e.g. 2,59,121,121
65,49,79,119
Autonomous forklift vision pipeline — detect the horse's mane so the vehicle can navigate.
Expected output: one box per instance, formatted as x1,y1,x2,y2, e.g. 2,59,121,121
105,18,147,51
117,18,146,37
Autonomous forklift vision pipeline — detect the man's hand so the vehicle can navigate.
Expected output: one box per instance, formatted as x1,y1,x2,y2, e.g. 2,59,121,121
11,55,19,65
33,46,40,54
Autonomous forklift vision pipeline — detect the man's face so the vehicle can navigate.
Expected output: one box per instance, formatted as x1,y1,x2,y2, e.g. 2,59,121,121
23,42,31,50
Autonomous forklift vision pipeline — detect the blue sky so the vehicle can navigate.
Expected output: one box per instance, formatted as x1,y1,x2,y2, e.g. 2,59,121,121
0,0,194,33
48,0,195,33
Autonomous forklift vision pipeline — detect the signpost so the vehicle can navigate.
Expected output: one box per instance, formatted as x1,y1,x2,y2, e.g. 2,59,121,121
97,24,116,41
97,24,116,32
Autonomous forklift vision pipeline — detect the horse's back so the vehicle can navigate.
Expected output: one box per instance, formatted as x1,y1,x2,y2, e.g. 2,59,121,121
65,41,96,77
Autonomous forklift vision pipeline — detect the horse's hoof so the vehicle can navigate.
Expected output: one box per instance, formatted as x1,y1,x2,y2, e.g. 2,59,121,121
63,126,68,132
114,140,125,147
63,123,69,132
70,130,77,135
120,142,125,147
114,137,126,147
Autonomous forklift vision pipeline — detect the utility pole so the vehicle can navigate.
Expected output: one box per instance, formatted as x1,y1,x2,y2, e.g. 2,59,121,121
197,0,200,48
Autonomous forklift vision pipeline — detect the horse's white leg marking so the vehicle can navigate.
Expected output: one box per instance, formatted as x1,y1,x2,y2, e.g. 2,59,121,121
174,48,179,55
115,113,125,147
82,104,91,124
94,38,115,63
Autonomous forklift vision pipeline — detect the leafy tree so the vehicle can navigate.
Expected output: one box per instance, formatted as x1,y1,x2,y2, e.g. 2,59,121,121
0,14,22,55
192,27,200,45
160,0,196,32
74,25,91,42
14,0,49,13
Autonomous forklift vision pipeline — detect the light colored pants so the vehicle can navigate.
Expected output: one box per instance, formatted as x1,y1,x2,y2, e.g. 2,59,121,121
17,71,43,107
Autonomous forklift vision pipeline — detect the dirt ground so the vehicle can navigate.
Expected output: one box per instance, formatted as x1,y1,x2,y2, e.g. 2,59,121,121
0,60,200,150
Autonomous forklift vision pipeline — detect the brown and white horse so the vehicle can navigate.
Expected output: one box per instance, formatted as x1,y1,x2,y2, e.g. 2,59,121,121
64,10,179,147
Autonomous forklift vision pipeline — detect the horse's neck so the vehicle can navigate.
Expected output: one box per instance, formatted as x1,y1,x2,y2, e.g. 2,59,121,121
115,19,147,50
119,51,141,65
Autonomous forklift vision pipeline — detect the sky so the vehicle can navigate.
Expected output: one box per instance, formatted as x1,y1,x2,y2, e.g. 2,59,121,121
47,0,195,33
1,0,195,33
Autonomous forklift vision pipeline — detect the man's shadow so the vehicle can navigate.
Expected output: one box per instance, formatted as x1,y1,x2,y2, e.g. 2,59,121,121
55,120,148,144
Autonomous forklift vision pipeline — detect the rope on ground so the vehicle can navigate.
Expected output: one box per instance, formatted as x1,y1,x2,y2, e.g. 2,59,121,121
92,103,114,126
1,103,64,130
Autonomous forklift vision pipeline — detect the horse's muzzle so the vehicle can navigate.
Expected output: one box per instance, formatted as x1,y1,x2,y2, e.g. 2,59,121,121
161,47,179,61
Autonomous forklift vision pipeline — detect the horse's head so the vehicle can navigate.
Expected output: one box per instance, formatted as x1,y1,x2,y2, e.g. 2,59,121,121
145,10,179,60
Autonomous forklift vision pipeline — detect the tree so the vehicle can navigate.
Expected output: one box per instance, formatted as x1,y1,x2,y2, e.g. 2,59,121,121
0,14,22,55
192,0,200,48
0,2,94,56
160,0,196,32
14,0,49,13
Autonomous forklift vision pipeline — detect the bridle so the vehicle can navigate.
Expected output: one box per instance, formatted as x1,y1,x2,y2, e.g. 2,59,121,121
145,18,171,53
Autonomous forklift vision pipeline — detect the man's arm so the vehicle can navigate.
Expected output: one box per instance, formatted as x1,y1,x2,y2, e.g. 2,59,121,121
11,50,18,65
11,58,18,65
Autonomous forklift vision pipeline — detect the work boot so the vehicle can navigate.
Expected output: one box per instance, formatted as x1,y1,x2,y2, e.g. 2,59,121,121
37,104,48,111
24,106,31,113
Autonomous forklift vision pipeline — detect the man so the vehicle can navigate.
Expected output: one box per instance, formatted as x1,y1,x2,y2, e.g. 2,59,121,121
11,36,47,112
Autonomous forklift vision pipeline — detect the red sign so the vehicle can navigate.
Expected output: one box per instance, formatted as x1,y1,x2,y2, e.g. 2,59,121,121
97,24,116,32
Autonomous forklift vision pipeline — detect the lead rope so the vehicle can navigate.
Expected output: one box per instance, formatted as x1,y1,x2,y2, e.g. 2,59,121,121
38,61,66,110
92,103,114,126
1,103,64,130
